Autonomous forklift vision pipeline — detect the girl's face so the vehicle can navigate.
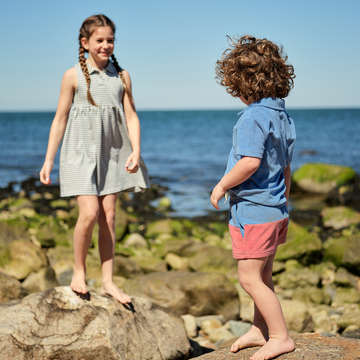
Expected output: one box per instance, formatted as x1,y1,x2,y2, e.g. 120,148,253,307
81,26,115,66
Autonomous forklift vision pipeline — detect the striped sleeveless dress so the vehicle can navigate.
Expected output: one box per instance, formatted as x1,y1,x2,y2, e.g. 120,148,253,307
59,61,149,197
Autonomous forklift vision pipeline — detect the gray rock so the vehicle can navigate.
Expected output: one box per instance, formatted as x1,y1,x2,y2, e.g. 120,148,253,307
123,271,239,321
228,320,252,337
334,267,358,288
277,268,320,289
0,272,27,305
0,286,191,359
321,206,360,230
22,266,59,294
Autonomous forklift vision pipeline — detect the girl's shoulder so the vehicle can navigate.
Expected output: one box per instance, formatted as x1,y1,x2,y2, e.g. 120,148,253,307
60,67,77,91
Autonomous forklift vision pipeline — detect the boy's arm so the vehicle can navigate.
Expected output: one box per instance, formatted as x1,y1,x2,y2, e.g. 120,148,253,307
284,163,291,206
210,156,261,210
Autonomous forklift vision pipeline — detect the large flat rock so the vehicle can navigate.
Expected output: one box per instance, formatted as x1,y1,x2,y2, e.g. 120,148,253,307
193,333,360,359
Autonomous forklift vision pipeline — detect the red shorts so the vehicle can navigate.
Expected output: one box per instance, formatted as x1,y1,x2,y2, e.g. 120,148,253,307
229,217,288,259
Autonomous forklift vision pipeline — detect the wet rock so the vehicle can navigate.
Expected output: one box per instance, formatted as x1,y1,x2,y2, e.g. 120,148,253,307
123,271,239,321
324,234,360,275
275,221,322,265
292,163,357,194
21,266,59,294
0,287,191,360
193,333,360,359
321,206,360,230
0,239,48,280
0,272,27,305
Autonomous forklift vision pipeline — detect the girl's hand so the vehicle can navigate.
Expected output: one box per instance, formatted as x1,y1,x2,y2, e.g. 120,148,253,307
39,159,54,185
210,182,226,210
125,152,140,173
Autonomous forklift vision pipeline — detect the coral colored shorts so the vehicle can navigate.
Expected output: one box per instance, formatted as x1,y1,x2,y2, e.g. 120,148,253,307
229,217,288,259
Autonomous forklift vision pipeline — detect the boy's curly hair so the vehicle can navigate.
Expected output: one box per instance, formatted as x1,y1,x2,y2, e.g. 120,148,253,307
216,35,295,101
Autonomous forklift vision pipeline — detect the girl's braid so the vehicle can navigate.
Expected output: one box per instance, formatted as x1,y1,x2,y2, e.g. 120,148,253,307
111,54,133,103
79,46,98,106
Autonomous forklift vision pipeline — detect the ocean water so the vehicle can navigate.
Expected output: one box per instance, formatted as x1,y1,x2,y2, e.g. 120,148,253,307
0,108,360,217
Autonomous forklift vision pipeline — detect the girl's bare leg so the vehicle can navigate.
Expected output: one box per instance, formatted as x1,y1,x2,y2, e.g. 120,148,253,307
97,194,131,304
231,254,294,360
70,195,100,294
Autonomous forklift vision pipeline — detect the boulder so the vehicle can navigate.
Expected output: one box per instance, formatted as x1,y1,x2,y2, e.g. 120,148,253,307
280,300,313,333
336,311,360,329
131,255,168,273
165,252,189,271
123,271,239,321
292,163,356,194
0,272,27,305
334,267,358,288
275,221,322,265
113,255,143,278
277,268,320,289
0,239,48,280
145,219,174,238
333,288,360,305
21,266,59,294
187,245,237,274
321,206,360,230
181,314,197,338
123,233,148,248
324,234,360,275
194,333,360,359
0,287,191,359
0,221,29,245
292,286,331,306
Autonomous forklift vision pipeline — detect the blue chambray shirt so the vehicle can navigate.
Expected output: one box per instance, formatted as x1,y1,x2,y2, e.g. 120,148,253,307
225,97,296,229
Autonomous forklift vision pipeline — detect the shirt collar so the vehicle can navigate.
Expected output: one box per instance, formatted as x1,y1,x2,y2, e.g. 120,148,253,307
237,97,286,116
86,60,117,74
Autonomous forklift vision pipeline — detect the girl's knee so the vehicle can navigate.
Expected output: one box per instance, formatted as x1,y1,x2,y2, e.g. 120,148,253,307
98,208,115,228
79,207,100,226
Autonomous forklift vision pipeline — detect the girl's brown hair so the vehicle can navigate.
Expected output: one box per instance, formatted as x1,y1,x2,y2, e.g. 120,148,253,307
78,14,133,106
216,35,295,101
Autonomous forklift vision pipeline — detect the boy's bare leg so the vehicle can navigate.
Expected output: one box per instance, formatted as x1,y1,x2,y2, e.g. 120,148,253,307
98,194,132,304
70,195,99,294
231,254,294,359
231,254,274,352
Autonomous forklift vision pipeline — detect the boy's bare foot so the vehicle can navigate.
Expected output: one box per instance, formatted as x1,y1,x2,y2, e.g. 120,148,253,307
101,281,132,304
249,336,295,360
231,326,268,353
70,270,87,294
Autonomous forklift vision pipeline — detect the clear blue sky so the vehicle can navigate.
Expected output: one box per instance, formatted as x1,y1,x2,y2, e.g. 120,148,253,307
1,0,359,111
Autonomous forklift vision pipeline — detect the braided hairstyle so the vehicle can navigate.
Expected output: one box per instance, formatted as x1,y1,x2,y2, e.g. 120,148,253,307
78,14,133,106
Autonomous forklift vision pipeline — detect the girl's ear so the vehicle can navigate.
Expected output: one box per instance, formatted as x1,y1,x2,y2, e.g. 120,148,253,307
81,37,89,50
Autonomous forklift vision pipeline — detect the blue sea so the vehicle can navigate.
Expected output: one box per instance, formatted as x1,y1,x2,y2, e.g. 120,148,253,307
0,109,359,217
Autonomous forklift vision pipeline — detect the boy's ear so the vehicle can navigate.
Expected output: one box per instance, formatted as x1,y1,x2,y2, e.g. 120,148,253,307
81,37,89,50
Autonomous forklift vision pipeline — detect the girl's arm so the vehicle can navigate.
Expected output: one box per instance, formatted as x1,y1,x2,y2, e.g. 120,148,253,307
122,70,141,173
284,163,291,206
39,68,76,185
210,156,261,210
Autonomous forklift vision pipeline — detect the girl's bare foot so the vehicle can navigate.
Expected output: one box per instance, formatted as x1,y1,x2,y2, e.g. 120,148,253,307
231,326,268,353
250,336,295,360
102,281,132,304
70,270,87,294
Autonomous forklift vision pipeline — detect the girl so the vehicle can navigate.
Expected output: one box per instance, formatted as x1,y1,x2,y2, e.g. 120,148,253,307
40,14,149,304
211,36,296,360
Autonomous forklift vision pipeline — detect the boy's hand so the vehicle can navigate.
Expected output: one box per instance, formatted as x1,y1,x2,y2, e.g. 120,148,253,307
210,182,226,210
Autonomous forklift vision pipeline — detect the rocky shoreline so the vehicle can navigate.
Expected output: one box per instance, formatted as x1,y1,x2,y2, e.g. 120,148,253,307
0,162,360,359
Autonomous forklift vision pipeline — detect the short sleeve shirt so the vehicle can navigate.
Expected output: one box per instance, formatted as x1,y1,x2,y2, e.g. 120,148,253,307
226,97,296,227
